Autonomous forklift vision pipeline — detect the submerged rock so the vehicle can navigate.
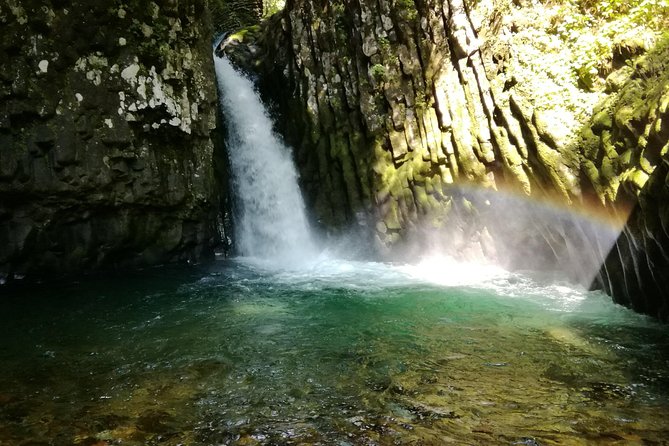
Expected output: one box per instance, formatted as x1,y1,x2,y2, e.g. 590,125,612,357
136,410,176,434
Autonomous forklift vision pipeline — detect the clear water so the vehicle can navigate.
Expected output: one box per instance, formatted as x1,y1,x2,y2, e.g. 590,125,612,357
1,257,668,445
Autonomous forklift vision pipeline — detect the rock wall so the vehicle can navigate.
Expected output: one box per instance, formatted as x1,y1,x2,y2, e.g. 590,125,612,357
222,0,600,270
210,0,263,34
222,0,669,317
0,0,220,282
589,38,669,320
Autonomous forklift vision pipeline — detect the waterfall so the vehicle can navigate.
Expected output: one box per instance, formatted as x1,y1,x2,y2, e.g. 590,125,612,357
214,57,317,266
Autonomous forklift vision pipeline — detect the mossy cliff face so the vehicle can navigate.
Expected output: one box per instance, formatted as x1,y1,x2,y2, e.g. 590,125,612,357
209,0,263,34
224,1,669,317
0,0,220,281
589,39,669,320
581,38,669,206
223,0,595,263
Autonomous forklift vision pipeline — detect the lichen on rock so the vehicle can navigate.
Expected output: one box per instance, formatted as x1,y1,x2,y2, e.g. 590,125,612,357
0,0,222,282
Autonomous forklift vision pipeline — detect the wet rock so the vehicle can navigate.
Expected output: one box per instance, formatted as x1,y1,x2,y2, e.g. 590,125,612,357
1,402,31,422
592,38,669,320
93,413,131,432
582,382,635,402
189,358,234,378
0,0,222,281
367,375,392,392
136,410,175,434
404,400,460,421
542,363,580,386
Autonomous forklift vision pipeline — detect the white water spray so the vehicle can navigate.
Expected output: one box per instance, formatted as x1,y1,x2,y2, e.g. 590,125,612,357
214,57,317,266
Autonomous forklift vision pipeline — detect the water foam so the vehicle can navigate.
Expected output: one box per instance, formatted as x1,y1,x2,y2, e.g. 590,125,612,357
396,255,509,287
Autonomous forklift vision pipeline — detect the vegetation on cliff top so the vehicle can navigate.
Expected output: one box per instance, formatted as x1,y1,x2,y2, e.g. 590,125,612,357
488,0,667,165
553,0,669,89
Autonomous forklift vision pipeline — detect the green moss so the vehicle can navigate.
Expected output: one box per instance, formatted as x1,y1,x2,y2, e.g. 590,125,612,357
591,108,613,134
227,25,261,44
378,36,391,59
369,63,387,83
639,149,655,174
384,201,402,230
583,159,601,184
414,186,430,213
626,168,650,190
618,149,633,166
396,0,417,21
600,155,617,183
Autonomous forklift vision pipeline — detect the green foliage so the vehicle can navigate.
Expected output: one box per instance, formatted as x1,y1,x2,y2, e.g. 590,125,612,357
395,0,417,20
370,63,387,82
332,1,345,16
581,0,668,25
378,36,391,59
263,0,285,17
550,0,669,90
414,92,431,111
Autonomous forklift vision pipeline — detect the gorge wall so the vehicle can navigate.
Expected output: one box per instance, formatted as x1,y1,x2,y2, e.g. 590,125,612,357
222,0,669,318
222,0,609,272
0,0,221,282
2,0,668,320
590,38,669,320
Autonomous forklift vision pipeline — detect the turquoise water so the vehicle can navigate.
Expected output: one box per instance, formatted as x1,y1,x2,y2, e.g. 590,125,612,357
0,257,668,445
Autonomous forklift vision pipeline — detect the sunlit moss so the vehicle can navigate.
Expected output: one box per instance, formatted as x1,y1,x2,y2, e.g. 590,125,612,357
263,0,285,17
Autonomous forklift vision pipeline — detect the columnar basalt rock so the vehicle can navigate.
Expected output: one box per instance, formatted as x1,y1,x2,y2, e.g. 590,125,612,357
223,0,669,318
599,163,669,321
0,0,221,281
224,0,585,258
589,39,669,320
210,0,263,34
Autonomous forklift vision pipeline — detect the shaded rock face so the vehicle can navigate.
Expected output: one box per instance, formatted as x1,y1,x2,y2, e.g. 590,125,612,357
0,0,220,281
600,164,669,321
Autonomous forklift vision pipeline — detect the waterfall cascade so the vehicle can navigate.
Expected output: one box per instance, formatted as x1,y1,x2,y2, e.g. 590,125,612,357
214,56,317,266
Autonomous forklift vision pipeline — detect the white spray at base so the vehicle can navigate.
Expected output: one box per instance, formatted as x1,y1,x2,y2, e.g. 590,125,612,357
214,57,317,266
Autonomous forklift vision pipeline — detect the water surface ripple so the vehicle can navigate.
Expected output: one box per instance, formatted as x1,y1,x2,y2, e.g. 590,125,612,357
1,258,668,445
